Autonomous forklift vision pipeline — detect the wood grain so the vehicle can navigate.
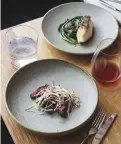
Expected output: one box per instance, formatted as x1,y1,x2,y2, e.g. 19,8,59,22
1,18,121,144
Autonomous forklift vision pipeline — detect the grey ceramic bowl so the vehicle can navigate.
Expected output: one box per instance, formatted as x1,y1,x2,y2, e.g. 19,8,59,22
5,59,98,136
42,2,118,55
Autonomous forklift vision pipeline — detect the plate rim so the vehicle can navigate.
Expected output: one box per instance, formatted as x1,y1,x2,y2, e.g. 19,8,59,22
41,2,119,55
5,59,99,135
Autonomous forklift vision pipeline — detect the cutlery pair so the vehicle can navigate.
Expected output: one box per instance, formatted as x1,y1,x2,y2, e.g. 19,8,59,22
81,110,117,144
98,0,121,13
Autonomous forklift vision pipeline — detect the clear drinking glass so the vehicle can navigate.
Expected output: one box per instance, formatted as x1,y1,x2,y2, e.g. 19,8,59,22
91,38,121,83
5,25,39,69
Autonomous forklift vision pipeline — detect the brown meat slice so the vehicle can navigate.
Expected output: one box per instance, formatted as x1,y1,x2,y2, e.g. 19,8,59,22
30,84,49,99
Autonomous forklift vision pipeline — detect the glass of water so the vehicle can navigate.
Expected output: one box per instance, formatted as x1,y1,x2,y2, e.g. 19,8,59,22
5,25,39,69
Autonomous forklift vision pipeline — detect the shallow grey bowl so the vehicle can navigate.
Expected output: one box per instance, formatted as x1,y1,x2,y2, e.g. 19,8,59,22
42,2,118,54
6,59,98,136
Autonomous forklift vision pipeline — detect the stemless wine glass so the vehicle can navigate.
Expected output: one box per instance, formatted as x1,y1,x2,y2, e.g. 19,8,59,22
91,38,121,83
5,25,39,69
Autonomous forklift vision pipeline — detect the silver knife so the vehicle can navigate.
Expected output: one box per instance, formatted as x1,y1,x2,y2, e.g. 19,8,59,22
104,0,121,4
92,113,117,144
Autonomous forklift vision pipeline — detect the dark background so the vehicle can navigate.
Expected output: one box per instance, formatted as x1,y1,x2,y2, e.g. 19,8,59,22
1,0,81,144
1,0,80,30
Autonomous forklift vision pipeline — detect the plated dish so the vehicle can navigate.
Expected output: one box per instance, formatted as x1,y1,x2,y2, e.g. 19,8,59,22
42,2,118,54
5,59,98,135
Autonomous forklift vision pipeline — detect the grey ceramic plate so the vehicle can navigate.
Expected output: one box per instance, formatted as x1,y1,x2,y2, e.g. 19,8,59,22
42,2,118,55
6,59,98,135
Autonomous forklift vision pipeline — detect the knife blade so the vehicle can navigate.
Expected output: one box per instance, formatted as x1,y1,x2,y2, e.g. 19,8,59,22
92,113,117,144
104,0,121,4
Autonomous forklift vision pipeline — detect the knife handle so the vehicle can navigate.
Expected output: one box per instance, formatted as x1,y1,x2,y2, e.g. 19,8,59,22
92,114,117,144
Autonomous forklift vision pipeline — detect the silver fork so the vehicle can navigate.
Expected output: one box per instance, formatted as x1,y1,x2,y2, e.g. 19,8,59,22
81,110,106,144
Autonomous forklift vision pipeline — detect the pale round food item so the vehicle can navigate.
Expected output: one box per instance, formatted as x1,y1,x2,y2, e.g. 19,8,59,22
77,19,94,43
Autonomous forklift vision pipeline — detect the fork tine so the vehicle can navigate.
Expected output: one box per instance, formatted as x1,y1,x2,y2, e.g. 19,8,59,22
92,110,102,126
93,110,103,128
98,113,106,129
95,110,106,129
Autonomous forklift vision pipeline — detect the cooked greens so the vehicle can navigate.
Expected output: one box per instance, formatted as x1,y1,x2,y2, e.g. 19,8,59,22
58,16,83,45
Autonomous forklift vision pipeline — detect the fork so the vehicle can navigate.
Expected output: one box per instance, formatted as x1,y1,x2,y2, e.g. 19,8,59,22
81,110,106,144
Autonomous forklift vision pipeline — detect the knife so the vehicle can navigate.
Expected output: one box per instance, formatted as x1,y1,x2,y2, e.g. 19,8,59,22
92,113,117,144
104,0,121,4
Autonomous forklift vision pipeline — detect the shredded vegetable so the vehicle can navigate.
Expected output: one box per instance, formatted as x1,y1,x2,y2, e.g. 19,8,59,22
26,83,80,118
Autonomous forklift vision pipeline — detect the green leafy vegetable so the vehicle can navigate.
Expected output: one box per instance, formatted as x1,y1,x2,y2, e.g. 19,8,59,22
58,16,83,45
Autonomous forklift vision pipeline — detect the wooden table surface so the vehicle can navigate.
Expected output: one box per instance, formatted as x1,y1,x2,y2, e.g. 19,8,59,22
1,17,121,144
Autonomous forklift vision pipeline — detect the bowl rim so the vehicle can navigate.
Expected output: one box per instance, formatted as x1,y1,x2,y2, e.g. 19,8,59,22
5,59,99,135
